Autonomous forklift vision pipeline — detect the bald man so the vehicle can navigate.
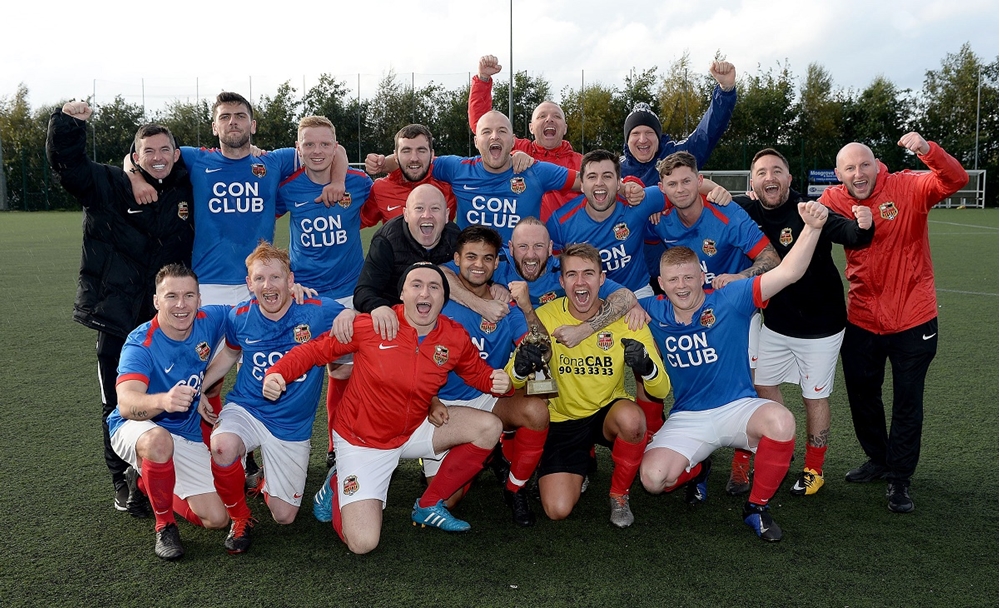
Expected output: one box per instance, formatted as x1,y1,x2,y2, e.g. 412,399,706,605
353,184,461,340
818,132,966,514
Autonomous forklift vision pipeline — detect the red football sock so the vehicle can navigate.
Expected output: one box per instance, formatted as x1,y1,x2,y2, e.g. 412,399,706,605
200,393,223,446
419,443,491,507
211,459,251,520
172,494,203,527
327,472,346,544
506,426,547,492
609,437,645,496
804,444,827,474
141,459,176,531
325,377,349,452
732,448,752,471
662,462,703,493
636,397,664,436
749,436,795,506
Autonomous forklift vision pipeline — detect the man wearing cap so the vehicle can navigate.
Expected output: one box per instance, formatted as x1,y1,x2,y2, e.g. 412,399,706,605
265,262,511,553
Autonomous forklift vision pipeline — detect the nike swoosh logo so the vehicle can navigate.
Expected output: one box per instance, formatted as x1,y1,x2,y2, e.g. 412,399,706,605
813,385,827,392
294,201,310,207
246,338,262,344
922,333,936,340
386,205,402,211
293,493,302,499
463,185,478,191
206,168,222,173
751,356,758,362
663,240,679,244
164,363,175,373
127,209,143,214
378,343,398,350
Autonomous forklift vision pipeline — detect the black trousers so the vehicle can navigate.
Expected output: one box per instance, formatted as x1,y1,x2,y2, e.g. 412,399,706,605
97,331,129,490
841,318,938,484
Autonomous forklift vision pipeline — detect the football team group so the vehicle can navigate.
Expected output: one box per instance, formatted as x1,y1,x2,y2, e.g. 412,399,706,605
48,54,966,560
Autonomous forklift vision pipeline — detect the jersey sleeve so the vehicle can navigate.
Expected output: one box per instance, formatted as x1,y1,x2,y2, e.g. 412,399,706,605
430,156,461,183
545,213,566,253
724,203,771,260
116,341,153,386
270,147,299,180
537,162,575,193
597,276,627,299
468,76,494,133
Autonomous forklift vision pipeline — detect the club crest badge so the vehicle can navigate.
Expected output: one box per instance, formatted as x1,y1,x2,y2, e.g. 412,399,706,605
251,164,267,178
510,176,526,194
195,341,211,361
613,222,630,241
702,239,717,256
596,331,613,351
480,318,497,334
293,324,311,344
699,308,716,328
779,227,794,247
539,291,557,304
342,475,360,496
879,201,898,220
177,201,190,221
434,345,450,366
339,192,352,208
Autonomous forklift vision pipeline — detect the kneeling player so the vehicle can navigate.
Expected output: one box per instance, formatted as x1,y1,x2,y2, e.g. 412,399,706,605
638,201,829,542
110,265,229,560
264,263,510,554
509,244,670,528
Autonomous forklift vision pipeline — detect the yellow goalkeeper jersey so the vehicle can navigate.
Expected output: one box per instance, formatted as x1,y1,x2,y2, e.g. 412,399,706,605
507,297,670,423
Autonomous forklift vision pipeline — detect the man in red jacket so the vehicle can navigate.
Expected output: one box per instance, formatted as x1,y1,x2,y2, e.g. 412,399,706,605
819,132,966,514
360,124,457,228
469,54,582,220
263,263,512,554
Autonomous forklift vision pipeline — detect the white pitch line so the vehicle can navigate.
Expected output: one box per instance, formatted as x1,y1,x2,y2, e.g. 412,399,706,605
937,288,998,296
928,220,999,230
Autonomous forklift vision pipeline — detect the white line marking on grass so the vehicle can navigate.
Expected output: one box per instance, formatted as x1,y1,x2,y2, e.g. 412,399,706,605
929,220,999,230
937,288,998,296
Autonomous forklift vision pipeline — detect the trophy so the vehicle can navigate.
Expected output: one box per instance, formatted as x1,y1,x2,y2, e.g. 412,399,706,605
521,325,557,396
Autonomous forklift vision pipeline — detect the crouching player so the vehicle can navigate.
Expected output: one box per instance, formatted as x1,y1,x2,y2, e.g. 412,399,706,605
198,243,347,554
638,201,829,542
263,263,510,554
110,264,229,560
509,243,670,528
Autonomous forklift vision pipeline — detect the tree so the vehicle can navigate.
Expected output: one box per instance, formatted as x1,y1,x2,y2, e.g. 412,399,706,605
429,83,474,157
656,53,706,141
90,95,145,166
710,61,798,173
303,74,363,162
491,71,552,138
253,81,301,151
154,98,212,148
0,84,71,209
795,63,843,171
561,81,620,153
841,76,915,170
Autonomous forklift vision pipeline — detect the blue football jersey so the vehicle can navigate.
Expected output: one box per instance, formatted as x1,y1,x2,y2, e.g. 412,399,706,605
438,299,527,400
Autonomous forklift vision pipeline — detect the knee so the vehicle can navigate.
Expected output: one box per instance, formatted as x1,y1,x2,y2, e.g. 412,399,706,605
640,466,669,494
768,407,796,441
524,398,550,431
210,433,243,465
345,529,380,555
202,511,230,530
474,414,503,446
540,490,576,521
618,406,646,444
137,428,174,463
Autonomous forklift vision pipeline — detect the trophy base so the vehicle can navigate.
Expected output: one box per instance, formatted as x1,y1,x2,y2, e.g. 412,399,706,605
526,379,558,395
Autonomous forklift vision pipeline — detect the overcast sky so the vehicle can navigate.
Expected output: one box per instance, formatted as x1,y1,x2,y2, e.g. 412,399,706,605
4,0,997,113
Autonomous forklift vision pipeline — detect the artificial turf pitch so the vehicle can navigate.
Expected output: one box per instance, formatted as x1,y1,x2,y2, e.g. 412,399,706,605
1,209,996,607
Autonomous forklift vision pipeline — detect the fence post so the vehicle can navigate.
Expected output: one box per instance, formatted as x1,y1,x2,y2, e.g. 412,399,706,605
0,136,8,211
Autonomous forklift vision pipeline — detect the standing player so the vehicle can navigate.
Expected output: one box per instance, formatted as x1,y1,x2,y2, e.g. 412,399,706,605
468,55,583,220
639,201,829,542
47,101,193,516
109,265,229,559
428,226,549,526
819,133,966,513
733,148,874,496
646,151,780,495
547,150,667,436
277,116,373,469
197,243,346,554
508,244,670,528
265,263,510,554
360,124,456,227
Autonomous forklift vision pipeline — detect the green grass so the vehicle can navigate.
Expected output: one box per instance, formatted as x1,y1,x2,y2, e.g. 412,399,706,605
1,209,997,607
